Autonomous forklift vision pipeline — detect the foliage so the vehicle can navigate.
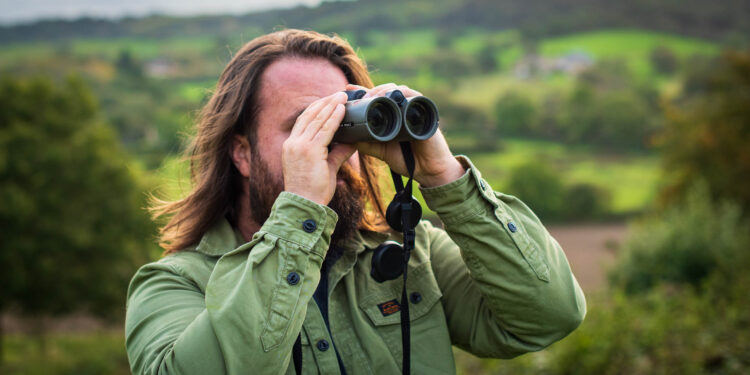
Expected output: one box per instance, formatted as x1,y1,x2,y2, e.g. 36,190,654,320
609,184,749,294
562,183,612,219
659,49,750,215
489,59,662,150
494,90,537,136
2,331,130,375
456,271,750,374
1,0,748,44
504,161,610,221
0,76,155,322
650,45,679,74
558,61,660,150
505,161,565,220
427,90,500,153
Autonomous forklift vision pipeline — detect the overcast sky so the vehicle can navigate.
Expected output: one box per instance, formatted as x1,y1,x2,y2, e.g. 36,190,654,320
0,0,326,25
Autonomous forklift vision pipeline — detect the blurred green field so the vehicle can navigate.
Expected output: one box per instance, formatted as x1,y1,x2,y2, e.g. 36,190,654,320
3,331,130,375
469,139,659,214
539,29,718,76
155,137,659,218
1,26,689,222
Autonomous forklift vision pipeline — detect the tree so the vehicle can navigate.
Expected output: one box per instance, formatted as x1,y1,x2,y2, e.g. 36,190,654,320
0,76,155,361
659,50,750,214
505,161,565,221
476,43,498,73
494,90,537,136
560,61,659,150
425,89,500,153
650,45,679,75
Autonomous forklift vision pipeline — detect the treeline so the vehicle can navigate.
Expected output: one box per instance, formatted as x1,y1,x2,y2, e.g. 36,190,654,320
493,59,662,150
1,0,748,44
0,75,157,363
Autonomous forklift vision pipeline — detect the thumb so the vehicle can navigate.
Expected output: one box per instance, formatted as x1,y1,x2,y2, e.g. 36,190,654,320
328,143,357,170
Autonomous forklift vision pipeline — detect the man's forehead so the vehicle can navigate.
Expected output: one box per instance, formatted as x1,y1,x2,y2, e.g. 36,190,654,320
258,57,348,104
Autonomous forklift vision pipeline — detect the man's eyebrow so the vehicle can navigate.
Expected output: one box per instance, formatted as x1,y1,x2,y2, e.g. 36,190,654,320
284,109,306,127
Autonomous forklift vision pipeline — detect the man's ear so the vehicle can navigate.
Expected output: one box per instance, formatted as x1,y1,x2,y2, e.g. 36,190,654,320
231,134,252,178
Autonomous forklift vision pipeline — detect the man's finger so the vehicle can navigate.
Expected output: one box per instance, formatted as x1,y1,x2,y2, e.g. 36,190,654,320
290,99,327,137
313,103,346,145
292,92,346,137
302,97,343,139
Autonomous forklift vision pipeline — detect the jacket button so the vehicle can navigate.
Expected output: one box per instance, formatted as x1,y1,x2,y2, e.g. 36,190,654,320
286,272,300,285
316,339,329,351
410,292,422,304
302,219,317,233
507,222,517,233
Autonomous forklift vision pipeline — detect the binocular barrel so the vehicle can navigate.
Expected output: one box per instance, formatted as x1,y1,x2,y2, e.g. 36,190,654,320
332,89,439,143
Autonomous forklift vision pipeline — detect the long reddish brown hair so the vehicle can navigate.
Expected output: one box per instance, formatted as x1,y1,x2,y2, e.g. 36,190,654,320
152,29,389,253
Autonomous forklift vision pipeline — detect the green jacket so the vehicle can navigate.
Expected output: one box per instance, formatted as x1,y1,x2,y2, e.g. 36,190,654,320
125,157,586,374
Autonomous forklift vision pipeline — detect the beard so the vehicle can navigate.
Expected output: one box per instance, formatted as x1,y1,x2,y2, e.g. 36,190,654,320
248,149,366,255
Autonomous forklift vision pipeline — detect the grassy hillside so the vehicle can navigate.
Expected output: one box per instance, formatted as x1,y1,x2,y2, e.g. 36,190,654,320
2,0,747,44
0,27,718,218
539,29,719,76
156,138,660,218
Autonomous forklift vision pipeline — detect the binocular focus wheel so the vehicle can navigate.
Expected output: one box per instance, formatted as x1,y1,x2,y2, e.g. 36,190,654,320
385,193,422,232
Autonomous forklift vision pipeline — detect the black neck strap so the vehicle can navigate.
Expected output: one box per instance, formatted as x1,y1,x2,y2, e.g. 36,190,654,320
389,141,417,375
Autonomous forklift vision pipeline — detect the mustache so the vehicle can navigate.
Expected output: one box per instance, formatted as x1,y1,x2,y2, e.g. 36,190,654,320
337,162,367,193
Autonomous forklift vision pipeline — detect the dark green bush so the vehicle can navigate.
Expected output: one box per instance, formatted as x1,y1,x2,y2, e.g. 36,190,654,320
494,90,537,137
457,273,750,374
650,45,679,74
562,183,611,220
609,184,749,294
505,162,611,222
505,161,565,221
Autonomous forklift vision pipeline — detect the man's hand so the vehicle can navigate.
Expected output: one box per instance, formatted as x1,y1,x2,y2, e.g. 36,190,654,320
347,83,465,188
282,91,356,205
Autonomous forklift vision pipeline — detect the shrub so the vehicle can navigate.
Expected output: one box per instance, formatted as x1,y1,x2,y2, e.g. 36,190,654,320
650,45,679,75
562,183,611,220
494,90,537,137
505,161,565,221
609,184,749,294
505,162,611,222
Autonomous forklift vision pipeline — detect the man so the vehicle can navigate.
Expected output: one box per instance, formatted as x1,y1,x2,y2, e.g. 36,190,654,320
125,29,586,374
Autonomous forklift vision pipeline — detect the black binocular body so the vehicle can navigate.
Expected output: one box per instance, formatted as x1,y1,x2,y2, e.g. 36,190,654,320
332,89,439,143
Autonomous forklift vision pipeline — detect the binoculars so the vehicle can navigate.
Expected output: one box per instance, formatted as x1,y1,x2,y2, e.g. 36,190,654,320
332,89,439,143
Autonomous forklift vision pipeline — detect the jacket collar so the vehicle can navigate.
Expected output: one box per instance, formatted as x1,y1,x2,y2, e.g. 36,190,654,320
194,219,245,257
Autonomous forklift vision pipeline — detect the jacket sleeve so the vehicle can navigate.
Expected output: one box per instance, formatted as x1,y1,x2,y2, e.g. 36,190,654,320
420,156,586,358
125,192,337,375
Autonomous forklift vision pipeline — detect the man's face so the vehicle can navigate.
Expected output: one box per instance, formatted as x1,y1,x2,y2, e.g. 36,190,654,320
248,57,366,244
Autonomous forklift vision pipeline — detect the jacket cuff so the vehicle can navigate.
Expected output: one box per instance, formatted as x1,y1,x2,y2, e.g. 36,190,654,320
419,155,496,225
260,191,338,259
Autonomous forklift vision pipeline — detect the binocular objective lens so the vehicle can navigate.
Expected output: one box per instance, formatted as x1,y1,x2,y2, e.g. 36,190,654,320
405,101,433,136
367,102,395,137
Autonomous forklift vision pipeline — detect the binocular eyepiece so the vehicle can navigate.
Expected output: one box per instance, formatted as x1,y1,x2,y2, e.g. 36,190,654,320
333,89,439,143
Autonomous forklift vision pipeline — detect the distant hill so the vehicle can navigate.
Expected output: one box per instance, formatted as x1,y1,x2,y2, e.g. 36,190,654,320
1,0,747,44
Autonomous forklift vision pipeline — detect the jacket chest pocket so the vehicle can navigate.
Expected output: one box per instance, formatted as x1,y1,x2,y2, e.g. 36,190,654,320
357,261,444,365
